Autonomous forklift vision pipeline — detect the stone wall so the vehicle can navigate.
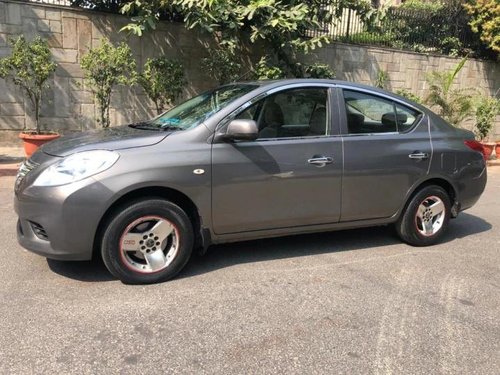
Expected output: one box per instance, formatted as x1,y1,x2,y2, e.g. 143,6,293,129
0,0,217,144
0,0,499,145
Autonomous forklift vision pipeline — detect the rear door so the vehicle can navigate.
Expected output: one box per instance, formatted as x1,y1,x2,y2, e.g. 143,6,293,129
339,88,431,221
211,85,343,234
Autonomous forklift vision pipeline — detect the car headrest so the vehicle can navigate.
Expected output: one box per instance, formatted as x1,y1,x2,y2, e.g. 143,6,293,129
347,113,364,132
381,112,408,128
309,106,327,135
263,102,284,129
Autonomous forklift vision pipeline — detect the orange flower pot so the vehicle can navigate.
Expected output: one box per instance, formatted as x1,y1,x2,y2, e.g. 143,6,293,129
19,132,60,158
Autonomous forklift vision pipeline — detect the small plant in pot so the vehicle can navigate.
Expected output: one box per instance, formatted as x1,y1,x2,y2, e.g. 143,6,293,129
0,36,59,157
473,94,499,160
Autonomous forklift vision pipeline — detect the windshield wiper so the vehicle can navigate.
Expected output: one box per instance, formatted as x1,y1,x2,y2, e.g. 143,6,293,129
129,122,181,131
159,124,182,131
129,122,153,129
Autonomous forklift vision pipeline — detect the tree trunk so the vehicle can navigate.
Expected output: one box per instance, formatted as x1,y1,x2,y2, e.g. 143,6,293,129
34,94,40,134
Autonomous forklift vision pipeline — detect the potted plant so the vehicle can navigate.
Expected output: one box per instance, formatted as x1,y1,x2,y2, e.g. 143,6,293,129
0,36,59,157
473,94,499,160
80,39,136,128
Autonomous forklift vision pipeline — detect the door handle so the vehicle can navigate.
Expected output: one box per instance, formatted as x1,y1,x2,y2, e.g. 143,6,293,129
408,152,429,160
308,156,333,167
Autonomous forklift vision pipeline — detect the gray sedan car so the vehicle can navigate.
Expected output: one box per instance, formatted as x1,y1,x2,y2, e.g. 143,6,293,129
15,79,487,284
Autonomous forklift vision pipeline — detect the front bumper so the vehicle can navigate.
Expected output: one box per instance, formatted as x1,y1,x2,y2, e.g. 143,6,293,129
14,176,114,261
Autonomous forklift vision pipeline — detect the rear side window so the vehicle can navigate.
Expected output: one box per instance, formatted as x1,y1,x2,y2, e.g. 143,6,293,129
343,90,421,134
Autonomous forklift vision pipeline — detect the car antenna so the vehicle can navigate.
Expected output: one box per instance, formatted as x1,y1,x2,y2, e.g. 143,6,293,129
234,70,254,82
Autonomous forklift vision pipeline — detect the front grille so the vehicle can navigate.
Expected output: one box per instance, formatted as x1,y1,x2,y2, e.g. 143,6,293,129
30,221,49,241
15,159,39,191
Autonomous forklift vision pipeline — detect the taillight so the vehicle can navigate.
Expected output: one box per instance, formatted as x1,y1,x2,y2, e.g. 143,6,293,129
464,140,487,160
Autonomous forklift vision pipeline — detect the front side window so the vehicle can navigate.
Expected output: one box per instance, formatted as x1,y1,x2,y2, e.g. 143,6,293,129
236,87,329,139
343,90,421,134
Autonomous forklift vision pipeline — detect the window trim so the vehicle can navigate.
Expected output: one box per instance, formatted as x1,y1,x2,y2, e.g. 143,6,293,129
215,84,337,141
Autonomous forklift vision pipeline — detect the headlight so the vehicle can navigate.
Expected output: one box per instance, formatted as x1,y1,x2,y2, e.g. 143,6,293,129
33,150,119,187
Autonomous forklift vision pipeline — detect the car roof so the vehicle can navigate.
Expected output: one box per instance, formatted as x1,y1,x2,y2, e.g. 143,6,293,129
236,78,430,114
239,78,381,90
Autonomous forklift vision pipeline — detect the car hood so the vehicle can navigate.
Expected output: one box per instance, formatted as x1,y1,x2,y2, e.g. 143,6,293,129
40,125,172,157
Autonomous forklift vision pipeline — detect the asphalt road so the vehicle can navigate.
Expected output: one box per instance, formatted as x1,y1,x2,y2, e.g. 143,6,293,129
1,170,499,374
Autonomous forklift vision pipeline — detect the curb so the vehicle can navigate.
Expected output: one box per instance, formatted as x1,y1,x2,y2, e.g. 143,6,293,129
0,162,20,177
487,159,500,167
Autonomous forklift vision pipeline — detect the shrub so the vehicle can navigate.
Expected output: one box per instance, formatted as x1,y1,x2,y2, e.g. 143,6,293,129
374,69,389,89
139,57,185,115
0,36,56,134
395,89,422,104
424,57,475,126
80,39,136,128
201,48,241,85
304,63,336,79
473,94,500,141
399,0,445,12
464,0,500,55
254,57,285,80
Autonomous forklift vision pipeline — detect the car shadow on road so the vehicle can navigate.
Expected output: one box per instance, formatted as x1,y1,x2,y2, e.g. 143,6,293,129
47,257,116,282
46,212,491,283
441,212,493,242
179,212,492,279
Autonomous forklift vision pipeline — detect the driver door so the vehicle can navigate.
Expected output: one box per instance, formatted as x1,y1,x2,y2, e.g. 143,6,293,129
211,86,343,234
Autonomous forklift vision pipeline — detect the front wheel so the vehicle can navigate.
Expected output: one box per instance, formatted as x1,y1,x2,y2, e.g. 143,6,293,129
396,185,451,246
101,199,194,284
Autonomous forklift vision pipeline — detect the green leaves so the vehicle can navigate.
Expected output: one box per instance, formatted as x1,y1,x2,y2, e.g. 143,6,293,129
304,63,336,79
139,57,186,114
120,0,347,78
201,47,242,84
0,36,56,133
474,94,500,141
464,0,500,55
254,57,285,80
424,58,475,126
81,39,137,128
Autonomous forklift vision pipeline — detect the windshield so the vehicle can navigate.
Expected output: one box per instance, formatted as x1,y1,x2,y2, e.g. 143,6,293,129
139,84,257,131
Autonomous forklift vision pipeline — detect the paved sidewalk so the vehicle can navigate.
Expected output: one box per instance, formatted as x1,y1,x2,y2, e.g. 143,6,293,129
0,147,25,177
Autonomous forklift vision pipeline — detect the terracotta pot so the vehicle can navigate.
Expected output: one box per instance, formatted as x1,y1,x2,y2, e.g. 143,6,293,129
496,142,500,158
19,132,60,158
481,142,495,160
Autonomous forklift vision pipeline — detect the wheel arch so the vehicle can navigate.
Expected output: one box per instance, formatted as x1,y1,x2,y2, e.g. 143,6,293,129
92,186,208,259
399,177,458,220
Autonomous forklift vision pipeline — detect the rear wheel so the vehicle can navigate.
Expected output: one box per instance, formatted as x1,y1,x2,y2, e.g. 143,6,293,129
101,199,193,284
396,185,451,246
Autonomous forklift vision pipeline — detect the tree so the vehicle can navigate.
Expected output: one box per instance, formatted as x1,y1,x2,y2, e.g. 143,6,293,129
120,0,370,79
0,36,56,134
424,57,475,126
70,0,129,12
139,57,185,114
464,0,500,55
80,39,136,128
201,48,242,85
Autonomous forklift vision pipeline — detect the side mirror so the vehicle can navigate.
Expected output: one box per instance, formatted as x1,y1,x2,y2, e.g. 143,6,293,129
224,119,258,142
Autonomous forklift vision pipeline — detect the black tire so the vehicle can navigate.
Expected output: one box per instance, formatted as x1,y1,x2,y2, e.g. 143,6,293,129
101,198,194,284
396,185,451,247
